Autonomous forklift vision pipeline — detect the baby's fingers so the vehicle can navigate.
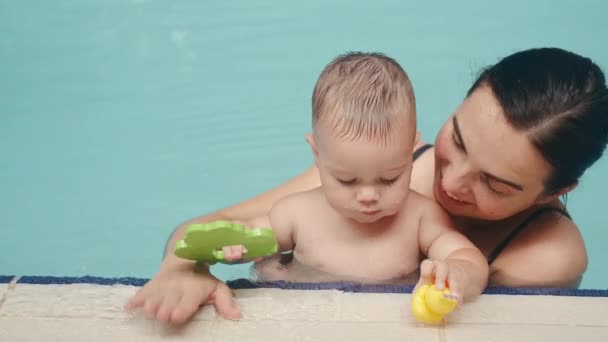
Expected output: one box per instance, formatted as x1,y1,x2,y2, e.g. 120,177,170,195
222,245,248,261
433,261,449,290
447,271,464,303
416,259,435,289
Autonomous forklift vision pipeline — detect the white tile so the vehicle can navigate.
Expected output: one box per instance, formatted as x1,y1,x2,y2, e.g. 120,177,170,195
214,320,439,342
0,285,409,323
3,283,608,342
0,277,15,312
333,292,412,322
448,294,608,326
0,284,139,319
444,324,608,342
0,317,440,342
0,317,219,342
234,288,342,321
235,289,418,323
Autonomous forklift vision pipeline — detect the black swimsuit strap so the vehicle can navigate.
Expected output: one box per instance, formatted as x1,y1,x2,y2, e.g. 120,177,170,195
487,207,571,264
413,144,433,161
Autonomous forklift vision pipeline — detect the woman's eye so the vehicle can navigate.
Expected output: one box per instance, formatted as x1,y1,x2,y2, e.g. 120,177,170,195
452,132,464,150
485,177,507,197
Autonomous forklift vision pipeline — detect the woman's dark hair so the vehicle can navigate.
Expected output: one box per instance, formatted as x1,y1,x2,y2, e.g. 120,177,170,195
468,48,608,194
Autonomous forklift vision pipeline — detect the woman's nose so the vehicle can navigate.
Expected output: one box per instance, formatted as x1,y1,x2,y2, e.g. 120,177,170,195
443,164,474,200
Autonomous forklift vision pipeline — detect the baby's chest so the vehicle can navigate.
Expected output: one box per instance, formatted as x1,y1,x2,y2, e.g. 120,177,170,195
294,230,421,281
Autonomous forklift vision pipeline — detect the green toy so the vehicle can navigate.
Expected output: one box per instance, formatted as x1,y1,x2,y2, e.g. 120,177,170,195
174,220,278,264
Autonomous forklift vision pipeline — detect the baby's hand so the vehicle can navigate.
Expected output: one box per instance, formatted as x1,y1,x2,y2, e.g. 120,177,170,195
222,245,248,261
415,259,465,304
220,219,267,262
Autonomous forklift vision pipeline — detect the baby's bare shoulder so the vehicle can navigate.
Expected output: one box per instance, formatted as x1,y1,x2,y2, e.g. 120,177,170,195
403,190,442,215
401,190,452,228
271,187,323,215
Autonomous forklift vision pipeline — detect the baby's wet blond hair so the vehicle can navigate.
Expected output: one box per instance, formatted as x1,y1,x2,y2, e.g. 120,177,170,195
312,52,416,144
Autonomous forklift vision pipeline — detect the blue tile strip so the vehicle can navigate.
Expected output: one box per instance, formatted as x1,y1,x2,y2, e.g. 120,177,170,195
8,275,608,297
0,276,15,284
17,276,147,286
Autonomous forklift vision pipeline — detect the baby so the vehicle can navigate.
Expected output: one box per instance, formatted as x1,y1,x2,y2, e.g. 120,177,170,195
224,52,488,302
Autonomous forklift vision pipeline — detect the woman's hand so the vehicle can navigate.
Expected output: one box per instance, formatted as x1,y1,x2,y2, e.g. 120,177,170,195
125,261,240,325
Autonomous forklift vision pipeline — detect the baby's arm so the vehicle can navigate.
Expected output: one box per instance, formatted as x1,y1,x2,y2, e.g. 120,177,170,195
267,194,298,252
418,203,489,302
222,195,298,261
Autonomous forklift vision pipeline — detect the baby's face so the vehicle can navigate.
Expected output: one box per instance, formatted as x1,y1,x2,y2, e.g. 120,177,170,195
310,124,416,223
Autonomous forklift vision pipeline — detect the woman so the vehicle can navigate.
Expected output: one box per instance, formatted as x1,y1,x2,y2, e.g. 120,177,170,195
126,47,608,324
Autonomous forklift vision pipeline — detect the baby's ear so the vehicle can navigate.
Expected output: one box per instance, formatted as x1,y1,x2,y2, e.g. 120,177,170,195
414,131,421,146
305,133,319,158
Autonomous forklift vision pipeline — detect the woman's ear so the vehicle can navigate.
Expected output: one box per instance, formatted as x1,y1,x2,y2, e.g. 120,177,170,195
536,182,578,204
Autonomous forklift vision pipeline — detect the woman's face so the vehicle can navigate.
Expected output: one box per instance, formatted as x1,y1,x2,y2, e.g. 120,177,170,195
433,86,555,220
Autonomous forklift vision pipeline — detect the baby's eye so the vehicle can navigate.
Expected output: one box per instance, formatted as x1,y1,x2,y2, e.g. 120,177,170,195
337,178,356,185
379,176,400,185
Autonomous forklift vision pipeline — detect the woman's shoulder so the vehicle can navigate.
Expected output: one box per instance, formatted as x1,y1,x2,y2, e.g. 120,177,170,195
410,141,436,198
490,202,587,287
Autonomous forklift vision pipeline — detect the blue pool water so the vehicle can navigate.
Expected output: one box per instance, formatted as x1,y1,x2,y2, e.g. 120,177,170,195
1,0,607,288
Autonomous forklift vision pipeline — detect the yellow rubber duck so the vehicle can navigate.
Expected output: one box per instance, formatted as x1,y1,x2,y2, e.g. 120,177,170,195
411,284,458,324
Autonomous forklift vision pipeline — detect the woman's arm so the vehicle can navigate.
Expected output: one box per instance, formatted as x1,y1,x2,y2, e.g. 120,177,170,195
128,165,321,324
489,211,588,288
163,165,320,257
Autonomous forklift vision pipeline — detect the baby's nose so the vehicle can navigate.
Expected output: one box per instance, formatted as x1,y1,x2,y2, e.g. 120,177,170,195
356,187,379,205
